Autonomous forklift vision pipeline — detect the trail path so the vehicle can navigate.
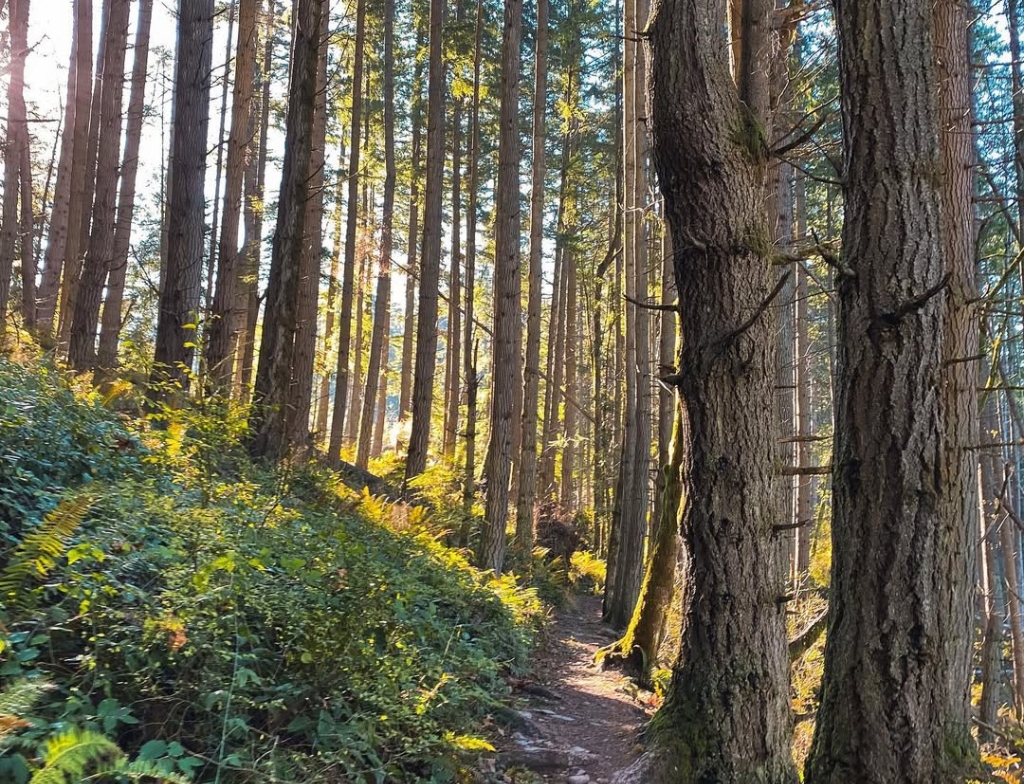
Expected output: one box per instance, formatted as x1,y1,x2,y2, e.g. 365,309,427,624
483,595,655,783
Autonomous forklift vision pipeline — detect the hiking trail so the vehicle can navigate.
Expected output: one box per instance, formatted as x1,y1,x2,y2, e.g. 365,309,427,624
481,594,656,783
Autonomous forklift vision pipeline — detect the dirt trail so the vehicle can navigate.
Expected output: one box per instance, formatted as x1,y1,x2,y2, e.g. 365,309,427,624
484,594,655,783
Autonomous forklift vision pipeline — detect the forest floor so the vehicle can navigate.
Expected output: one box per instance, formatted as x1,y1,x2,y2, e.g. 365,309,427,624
482,594,656,783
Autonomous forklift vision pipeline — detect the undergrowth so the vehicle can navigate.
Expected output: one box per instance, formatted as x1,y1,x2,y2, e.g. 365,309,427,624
0,358,544,783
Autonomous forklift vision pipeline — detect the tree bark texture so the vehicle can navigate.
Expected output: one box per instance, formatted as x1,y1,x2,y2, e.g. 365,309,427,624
805,0,975,780
627,0,797,778
69,0,130,369
480,0,523,574
248,0,321,458
150,0,213,401
405,0,445,482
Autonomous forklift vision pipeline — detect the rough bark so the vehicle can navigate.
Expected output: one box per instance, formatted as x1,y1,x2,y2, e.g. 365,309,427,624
404,0,445,481
287,2,328,451
97,0,154,372
514,0,548,558
248,0,322,458
805,0,975,779
60,0,108,353
206,0,260,391
934,0,979,761
149,0,214,403
68,0,130,369
480,0,523,574
618,0,797,778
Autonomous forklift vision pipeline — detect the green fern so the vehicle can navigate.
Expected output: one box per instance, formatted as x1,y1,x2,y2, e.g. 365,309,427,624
30,728,121,784
0,679,51,742
0,492,94,612
30,728,192,784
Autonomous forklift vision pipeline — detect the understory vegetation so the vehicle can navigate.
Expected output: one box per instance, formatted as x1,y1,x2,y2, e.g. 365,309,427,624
0,356,548,783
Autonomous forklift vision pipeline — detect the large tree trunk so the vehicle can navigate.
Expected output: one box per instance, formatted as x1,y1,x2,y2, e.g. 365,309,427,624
618,0,797,779
480,0,523,574
286,3,328,451
149,0,214,403
97,0,154,372
805,0,976,779
405,0,445,482
68,0,130,370
934,0,979,760
60,0,108,354
328,0,367,465
514,0,548,557
206,0,260,391
356,0,396,471
248,0,322,459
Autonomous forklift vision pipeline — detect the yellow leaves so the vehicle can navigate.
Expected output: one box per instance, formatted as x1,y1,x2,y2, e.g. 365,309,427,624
984,751,1022,784
445,732,495,753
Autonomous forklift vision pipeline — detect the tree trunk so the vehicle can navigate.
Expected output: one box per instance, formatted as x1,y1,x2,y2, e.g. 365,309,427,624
204,0,236,331
59,0,108,353
316,148,345,441
462,0,482,499
357,0,396,471
560,248,578,507
36,0,84,335
248,0,322,458
598,387,683,681
405,0,445,481
97,0,154,372
0,0,30,335
934,0,979,760
793,173,813,575
619,0,797,778
206,0,260,391
514,0,548,557
149,0,214,403
69,0,130,370
480,0,523,574
399,22,426,426
443,87,463,460
805,0,975,779
328,0,367,465
238,1,273,396
286,2,328,451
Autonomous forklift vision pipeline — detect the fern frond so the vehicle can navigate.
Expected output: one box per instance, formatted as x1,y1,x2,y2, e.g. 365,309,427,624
0,493,95,611
0,679,51,741
30,728,122,784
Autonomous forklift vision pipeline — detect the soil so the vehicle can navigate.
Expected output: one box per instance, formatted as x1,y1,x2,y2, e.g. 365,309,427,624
482,594,656,784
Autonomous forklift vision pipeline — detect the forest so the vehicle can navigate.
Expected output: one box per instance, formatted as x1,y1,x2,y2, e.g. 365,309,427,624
0,0,1020,781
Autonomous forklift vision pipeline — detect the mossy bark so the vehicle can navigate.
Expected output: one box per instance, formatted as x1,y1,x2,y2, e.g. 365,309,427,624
598,394,684,682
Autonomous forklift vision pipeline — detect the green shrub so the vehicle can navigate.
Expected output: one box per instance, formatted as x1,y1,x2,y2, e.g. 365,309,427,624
0,359,543,783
